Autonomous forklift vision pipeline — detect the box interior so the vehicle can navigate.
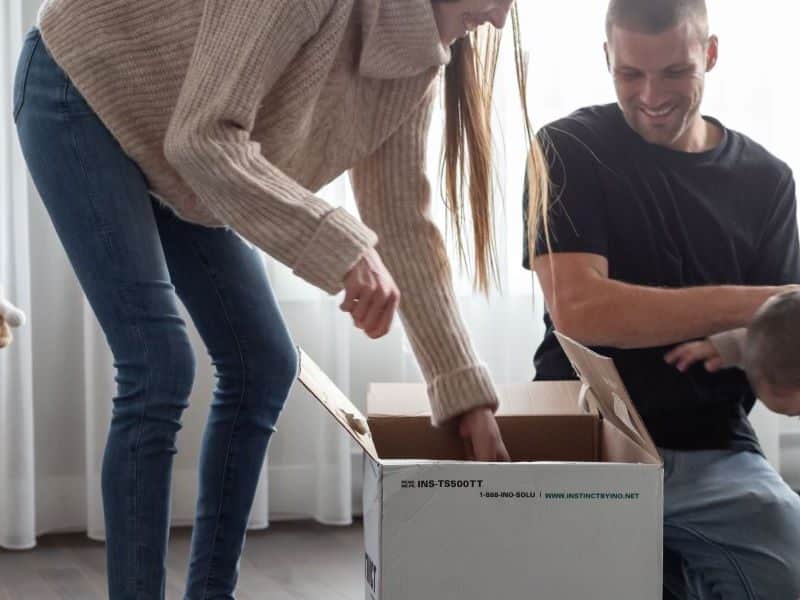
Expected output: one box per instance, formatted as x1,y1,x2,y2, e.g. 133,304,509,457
367,414,599,462
369,415,658,464
367,381,659,465
296,342,662,468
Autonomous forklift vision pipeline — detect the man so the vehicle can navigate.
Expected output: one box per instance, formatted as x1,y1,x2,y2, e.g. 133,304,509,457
523,0,800,597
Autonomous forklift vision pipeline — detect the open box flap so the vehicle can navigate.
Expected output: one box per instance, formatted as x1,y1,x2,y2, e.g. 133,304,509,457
296,348,379,462
367,381,586,417
555,332,660,462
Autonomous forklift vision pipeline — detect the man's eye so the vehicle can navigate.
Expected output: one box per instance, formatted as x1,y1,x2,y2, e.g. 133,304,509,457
666,68,691,78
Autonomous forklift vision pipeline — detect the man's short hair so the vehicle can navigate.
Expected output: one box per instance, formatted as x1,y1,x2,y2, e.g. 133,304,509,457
606,0,709,42
743,290,800,388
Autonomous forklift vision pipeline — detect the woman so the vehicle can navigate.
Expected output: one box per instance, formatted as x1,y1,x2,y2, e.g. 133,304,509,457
13,0,548,597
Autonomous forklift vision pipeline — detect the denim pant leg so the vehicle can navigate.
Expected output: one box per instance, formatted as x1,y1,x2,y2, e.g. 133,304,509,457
663,546,688,600
15,29,195,599
16,28,298,600
153,205,296,600
663,448,800,600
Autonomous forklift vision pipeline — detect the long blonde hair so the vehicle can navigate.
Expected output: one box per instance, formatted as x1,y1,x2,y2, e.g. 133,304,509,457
439,2,550,292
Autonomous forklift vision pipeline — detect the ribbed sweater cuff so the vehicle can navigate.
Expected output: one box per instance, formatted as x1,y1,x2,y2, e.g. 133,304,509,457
428,364,499,425
292,207,378,295
709,328,747,369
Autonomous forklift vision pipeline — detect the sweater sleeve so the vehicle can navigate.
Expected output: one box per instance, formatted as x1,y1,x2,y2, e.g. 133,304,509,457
349,86,499,425
163,0,376,294
709,328,748,369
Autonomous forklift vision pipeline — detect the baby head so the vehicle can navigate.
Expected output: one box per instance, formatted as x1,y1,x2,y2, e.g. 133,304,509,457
743,290,800,416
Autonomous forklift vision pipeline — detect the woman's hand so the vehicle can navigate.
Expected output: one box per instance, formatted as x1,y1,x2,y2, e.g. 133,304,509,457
458,407,510,462
341,249,400,339
665,340,722,373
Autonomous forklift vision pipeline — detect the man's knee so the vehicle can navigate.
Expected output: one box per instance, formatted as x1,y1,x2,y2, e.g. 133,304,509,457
745,481,800,595
769,491,800,593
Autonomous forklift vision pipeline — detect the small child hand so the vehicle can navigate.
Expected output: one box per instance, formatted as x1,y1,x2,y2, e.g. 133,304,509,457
665,340,723,373
0,314,10,349
0,289,26,349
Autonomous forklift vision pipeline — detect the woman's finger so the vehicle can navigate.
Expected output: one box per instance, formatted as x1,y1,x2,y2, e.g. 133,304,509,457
366,296,397,339
496,440,511,462
340,283,361,313
361,288,390,333
462,436,475,461
351,286,377,325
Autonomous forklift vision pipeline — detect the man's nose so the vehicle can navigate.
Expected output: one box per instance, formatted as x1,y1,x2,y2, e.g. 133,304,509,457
640,77,668,108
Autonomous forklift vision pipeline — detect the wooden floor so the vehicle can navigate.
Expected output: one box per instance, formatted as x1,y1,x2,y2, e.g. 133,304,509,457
0,521,364,599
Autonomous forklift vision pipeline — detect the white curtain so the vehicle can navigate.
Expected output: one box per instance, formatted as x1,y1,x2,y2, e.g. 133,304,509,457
2,0,799,551
0,0,35,551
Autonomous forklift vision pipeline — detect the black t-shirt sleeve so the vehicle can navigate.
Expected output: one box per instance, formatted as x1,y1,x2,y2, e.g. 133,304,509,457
522,124,609,270
747,170,800,285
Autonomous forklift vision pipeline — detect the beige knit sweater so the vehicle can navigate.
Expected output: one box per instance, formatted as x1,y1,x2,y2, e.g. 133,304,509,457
709,328,747,370
37,0,499,424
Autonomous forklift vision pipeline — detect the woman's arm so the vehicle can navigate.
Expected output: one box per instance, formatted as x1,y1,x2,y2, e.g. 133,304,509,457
349,83,499,427
164,0,376,294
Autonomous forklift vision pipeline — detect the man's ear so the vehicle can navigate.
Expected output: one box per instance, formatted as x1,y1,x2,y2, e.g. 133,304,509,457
706,35,719,72
604,41,611,71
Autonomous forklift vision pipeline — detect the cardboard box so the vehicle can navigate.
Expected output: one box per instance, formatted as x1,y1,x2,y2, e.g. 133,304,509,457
298,333,663,600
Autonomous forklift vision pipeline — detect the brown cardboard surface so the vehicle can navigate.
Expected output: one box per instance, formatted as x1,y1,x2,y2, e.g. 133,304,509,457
297,348,379,462
367,380,587,417
555,332,660,462
300,337,661,467
368,416,462,460
600,419,661,465
499,414,599,462
368,414,599,462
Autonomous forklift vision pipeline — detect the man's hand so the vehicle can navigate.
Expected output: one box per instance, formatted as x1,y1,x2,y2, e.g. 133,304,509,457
341,249,400,339
458,407,510,462
665,340,723,373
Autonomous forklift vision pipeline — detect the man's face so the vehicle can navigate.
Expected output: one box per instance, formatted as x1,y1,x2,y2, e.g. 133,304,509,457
605,21,717,151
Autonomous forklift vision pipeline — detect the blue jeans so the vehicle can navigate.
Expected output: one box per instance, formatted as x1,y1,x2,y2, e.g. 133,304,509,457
14,28,297,599
662,448,800,599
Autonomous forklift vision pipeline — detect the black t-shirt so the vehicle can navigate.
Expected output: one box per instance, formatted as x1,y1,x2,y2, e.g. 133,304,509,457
523,103,800,452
